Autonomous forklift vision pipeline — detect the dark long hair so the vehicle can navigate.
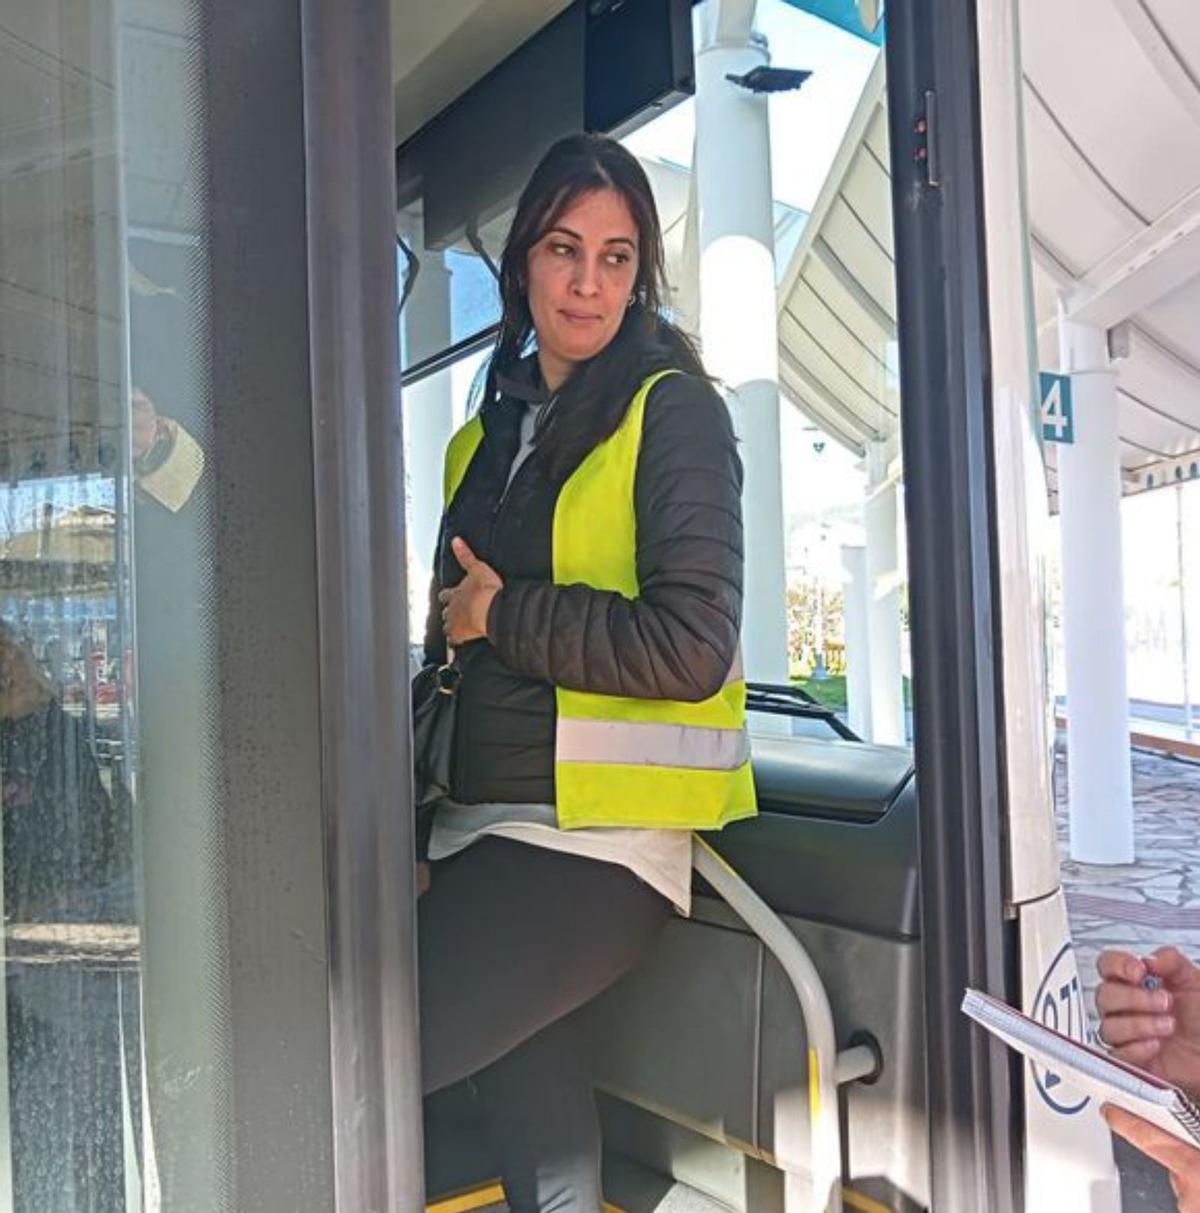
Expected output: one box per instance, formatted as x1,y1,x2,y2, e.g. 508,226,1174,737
481,133,707,479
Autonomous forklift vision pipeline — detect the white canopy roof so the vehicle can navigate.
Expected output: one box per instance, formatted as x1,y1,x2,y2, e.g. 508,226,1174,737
776,0,1200,498
1024,0,1200,500
776,58,894,458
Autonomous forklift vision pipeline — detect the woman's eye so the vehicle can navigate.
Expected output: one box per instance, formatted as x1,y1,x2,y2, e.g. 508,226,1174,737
606,252,631,266
550,242,576,257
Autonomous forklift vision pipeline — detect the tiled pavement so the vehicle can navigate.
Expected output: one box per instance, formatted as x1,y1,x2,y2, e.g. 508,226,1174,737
1056,738,1200,1212
1058,740,1200,1020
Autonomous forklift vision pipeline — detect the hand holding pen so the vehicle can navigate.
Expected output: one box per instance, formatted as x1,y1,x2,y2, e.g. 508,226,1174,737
1096,947,1200,1093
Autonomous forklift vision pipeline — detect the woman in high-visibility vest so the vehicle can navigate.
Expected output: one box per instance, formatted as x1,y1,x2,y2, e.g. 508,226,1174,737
418,133,754,1211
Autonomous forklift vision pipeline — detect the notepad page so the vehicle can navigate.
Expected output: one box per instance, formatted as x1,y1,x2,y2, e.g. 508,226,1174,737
962,988,1200,1147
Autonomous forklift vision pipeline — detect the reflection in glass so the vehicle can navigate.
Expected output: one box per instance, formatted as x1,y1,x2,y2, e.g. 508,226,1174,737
1,2,210,1207
1,3,132,1205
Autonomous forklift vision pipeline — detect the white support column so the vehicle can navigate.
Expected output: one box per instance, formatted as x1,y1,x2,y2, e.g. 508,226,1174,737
1178,485,1194,741
401,245,454,638
842,543,872,740
864,443,904,744
1057,311,1134,864
694,0,789,683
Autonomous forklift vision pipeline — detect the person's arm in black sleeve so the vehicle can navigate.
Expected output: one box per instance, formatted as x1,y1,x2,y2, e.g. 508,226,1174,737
485,373,744,702
415,516,448,864
422,516,448,668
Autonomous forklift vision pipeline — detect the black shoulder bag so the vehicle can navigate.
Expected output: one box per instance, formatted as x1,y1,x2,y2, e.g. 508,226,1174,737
411,660,459,859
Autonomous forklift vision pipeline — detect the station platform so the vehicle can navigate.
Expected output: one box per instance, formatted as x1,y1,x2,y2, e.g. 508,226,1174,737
1057,703,1200,762
1057,735,1200,1211
1058,736,1200,1016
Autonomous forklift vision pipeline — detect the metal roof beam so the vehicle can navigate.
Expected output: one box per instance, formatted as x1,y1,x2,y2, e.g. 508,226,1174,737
779,344,883,448
778,381,868,457
776,55,886,307
1065,184,1200,328
811,236,898,339
1126,447,1200,495
1110,0,1200,127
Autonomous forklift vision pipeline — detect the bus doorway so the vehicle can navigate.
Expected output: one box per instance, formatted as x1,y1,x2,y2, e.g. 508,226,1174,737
0,0,1145,1207
393,1,1119,1211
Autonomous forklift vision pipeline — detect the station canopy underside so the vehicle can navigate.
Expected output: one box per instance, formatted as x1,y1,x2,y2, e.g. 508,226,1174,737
775,0,1200,504
8,0,1197,501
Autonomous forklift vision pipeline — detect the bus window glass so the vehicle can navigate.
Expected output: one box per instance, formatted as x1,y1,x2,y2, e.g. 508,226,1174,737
623,0,911,746
400,349,489,652
0,1,316,1205
398,202,505,372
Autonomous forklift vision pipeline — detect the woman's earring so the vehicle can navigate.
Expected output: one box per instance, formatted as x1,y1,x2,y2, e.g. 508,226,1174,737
626,294,636,309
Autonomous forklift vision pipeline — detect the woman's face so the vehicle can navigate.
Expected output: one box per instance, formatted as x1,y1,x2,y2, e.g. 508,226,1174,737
525,187,640,391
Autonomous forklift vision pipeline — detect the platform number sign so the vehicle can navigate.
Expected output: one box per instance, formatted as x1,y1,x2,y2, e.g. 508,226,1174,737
1040,372,1074,444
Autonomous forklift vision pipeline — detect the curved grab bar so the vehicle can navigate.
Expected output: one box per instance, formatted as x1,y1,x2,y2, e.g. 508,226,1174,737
693,834,873,1213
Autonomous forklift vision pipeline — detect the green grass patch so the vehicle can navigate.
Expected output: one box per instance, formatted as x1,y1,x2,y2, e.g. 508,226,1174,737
792,674,847,710
790,672,914,712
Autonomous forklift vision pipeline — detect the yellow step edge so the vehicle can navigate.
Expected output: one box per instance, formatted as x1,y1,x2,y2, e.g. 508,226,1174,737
844,1186,893,1213
426,1181,506,1213
427,1176,885,1213
426,1180,623,1213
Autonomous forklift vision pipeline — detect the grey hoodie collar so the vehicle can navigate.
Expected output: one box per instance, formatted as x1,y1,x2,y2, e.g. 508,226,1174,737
494,354,550,406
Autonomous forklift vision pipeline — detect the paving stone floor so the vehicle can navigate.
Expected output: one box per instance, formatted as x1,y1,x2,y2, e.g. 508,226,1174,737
1056,738,1200,1212
1058,741,1200,1019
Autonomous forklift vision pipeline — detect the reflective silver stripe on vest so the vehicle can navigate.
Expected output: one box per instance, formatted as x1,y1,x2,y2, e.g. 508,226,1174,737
556,718,752,771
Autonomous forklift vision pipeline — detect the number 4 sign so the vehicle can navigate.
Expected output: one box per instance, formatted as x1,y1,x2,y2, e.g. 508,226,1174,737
1039,372,1074,444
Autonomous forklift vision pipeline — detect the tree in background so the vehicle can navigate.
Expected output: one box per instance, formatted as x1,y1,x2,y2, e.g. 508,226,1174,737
787,575,845,678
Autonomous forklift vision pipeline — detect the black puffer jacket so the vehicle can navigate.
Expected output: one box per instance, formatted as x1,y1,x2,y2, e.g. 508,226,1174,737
424,358,744,806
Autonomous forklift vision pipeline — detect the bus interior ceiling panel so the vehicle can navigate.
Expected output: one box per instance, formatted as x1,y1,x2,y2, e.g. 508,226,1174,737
396,4,585,249
395,0,694,251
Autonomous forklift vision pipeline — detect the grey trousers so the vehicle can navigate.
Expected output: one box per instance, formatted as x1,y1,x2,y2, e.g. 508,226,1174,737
419,837,671,1212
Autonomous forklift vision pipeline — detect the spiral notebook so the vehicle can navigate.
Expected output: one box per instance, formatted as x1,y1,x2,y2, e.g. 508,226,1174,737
962,987,1200,1146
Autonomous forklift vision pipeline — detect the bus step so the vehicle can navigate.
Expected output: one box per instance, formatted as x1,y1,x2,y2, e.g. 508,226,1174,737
425,1180,628,1213
604,1151,737,1213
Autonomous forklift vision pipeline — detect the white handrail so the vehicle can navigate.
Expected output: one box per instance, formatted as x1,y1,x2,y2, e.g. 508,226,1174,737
693,834,870,1213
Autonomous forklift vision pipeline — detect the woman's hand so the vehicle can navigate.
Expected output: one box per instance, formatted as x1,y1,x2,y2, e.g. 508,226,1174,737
438,538,503,646
1097,948,1200,1091
1103,1105,1200,1209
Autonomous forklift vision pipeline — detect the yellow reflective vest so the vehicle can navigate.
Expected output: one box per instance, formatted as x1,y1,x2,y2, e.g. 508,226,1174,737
442,370,757,832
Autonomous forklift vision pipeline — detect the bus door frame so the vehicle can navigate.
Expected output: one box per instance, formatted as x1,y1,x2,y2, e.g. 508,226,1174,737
885,2,1023,1210
303,0,425,1207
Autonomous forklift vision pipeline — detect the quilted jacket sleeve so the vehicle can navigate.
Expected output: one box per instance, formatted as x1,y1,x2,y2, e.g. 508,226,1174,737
485,373,744,702
423,515,448,668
